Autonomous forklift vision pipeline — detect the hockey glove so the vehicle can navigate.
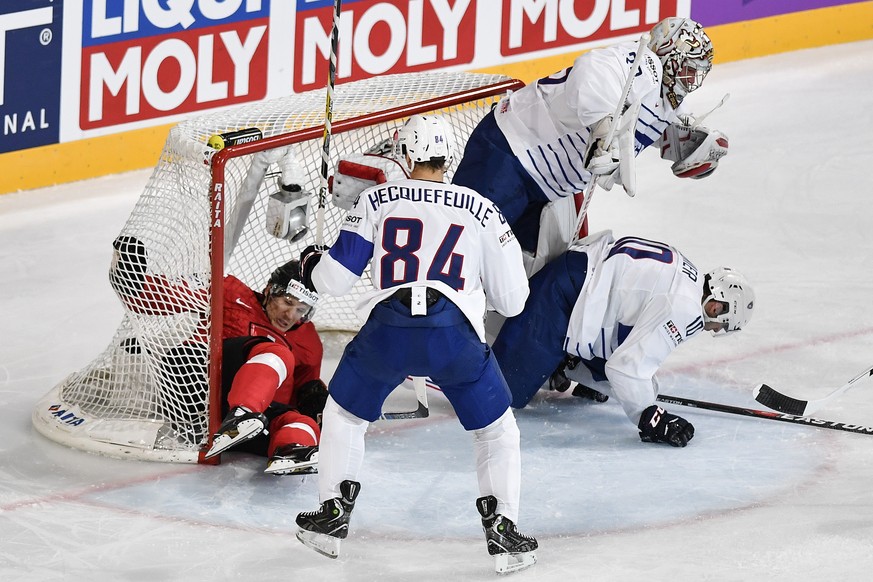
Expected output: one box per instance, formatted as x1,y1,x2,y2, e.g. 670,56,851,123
638,405,694,447
572,384,609,403
659,118,729,179
299,244,327,291
331,154,408,210
295,379,329,425
584,116,620,177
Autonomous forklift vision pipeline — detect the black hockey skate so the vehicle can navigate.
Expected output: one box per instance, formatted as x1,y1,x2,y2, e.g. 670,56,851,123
476,495,538,574
296,480,361,558
264,444,318,475
204,406,267,459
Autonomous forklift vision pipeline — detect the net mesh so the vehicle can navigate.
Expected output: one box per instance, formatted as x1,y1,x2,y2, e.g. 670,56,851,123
33,72,523,462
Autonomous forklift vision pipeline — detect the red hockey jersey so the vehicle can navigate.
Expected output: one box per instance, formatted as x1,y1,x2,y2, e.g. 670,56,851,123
223,275,323,404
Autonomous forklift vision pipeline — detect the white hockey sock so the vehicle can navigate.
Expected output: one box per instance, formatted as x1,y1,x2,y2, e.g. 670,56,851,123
318,396,369,503
472,408,521,522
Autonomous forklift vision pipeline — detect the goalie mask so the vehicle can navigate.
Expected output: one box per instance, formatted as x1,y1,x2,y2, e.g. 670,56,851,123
265,259,321,324
702,267,755,336
649,17,713,109
394,114,455,174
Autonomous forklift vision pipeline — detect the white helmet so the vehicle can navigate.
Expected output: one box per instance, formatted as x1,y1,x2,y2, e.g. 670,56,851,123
395,114,454,173
703,267,755,335
648,17,713,108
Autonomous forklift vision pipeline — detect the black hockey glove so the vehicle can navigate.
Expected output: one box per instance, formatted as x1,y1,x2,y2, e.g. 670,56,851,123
295,379,329,425
572,384,609,403
638,405,694,447
299,244,328,291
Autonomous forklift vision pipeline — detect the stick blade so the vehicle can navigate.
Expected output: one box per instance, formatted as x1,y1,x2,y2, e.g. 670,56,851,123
754,383,808,415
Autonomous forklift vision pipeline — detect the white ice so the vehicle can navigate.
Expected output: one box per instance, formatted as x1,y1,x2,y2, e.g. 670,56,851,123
2,41,873,581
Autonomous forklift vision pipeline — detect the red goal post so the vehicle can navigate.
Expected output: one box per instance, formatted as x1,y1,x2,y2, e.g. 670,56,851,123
32,72,525,463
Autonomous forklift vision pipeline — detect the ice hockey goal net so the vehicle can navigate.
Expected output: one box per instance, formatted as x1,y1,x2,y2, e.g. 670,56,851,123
32,72,524,463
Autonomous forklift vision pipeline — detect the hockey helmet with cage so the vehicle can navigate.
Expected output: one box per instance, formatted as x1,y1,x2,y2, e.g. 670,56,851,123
648,17,713,108
702,267,755,336
394,114,455,174
265,259,320,324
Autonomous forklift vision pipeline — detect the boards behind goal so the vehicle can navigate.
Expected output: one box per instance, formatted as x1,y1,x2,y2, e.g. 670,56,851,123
32,72,523,463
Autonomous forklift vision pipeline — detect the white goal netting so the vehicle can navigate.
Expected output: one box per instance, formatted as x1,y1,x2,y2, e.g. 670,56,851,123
32,72,524,463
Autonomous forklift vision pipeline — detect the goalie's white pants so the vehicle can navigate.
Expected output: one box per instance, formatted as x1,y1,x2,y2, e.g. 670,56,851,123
318,396,522,523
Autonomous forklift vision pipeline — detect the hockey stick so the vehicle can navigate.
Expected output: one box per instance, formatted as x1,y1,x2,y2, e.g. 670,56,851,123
380,376,430,420
753,365,873,416
689,93,730,128
570,33,650,245
315,0,343,245
656,393,873,437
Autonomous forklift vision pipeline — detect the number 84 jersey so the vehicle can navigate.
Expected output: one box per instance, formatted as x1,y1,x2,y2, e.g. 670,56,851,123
310,178,530,341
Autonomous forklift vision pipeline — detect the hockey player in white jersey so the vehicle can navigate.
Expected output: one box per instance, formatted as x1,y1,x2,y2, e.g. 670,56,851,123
453,17,728,273
293,115,537,573
492,231,754,447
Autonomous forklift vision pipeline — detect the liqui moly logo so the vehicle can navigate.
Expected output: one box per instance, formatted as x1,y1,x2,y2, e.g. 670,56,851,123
500,0,679,56
81,0,270,128
0,1,61,153
294,0,476,92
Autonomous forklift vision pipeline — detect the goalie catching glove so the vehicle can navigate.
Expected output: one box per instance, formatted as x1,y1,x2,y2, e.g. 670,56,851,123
638,405,694,447
659,117,729,179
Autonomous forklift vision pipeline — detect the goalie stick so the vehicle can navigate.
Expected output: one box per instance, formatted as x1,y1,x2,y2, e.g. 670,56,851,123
753,365,873,416
571,33,650,245
657,393,873,437
379,376,430,420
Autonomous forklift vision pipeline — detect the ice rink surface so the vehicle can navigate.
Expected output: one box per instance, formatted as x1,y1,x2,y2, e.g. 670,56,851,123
2,40,873,581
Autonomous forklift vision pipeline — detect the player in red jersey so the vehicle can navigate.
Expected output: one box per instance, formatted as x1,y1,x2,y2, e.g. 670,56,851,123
109,236,328,474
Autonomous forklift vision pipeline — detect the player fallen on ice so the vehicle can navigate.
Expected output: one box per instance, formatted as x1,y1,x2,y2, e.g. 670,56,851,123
294,115,538,574
492,231,755,447
203,259,328,474
453,17,728,275
109,237,329,475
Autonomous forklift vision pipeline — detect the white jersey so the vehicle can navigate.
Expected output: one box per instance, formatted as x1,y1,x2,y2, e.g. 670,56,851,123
312,178,529,341
565,231,705,422
494,41,684,201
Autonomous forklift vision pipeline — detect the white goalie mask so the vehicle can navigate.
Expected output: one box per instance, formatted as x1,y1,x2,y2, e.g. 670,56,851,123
648,17,714,108
394,115,454,174
703,267,755,336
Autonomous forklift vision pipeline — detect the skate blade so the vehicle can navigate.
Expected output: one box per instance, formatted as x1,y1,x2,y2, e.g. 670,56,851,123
204,418,264,459
296,528,341,559
494,551,537,575
264,458,318,475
